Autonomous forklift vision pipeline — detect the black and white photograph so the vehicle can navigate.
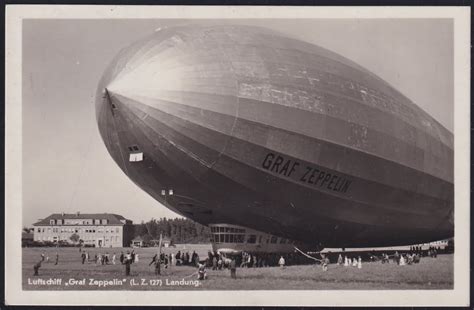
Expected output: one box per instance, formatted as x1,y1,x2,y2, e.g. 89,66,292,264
5,5,470,306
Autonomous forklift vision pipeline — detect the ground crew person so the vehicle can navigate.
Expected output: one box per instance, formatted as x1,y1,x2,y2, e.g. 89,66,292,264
197,263,207,280
337,254,343,265
212,256,217,270
149,254,158,266
33,261,41,276
124,251,132,276
322,255,329,271
230,258,237,279
54,252,59,265
399,255,406,266
278,256,285,268
394,251,400,264
154,257,161,275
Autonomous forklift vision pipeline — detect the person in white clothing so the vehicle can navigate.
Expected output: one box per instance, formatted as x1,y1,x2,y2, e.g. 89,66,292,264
400,255,406,266
278,256,285,268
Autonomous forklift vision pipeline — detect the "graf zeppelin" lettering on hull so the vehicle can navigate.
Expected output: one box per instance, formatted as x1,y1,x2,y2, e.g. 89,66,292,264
96,24,453,248
261,152,352,194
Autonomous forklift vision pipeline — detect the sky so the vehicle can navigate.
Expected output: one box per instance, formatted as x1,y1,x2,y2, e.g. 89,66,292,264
22,19,453,227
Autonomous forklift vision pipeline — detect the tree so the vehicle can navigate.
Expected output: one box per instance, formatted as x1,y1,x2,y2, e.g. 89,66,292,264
133,217,211,244
134,221,148,238
70,233,80,244
142,234,153,245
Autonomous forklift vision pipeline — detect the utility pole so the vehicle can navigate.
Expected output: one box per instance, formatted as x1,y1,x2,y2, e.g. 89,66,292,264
158,233,163,258
155,233,163,275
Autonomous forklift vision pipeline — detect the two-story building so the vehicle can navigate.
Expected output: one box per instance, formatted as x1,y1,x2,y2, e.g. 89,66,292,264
32,212,134,247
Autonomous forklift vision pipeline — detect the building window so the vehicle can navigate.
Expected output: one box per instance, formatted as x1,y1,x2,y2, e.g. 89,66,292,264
270,236,277,244
128,146,143,162
50,219,55,225
247,235,256,244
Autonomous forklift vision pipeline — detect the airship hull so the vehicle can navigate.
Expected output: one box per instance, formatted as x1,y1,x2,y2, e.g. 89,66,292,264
96,25,453,248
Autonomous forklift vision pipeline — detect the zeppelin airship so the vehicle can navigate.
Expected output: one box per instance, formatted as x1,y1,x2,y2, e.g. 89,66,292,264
95,24,453,251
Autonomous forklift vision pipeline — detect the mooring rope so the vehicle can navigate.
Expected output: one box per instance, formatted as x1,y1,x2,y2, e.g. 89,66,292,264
182,271,198,279
294,246,323,262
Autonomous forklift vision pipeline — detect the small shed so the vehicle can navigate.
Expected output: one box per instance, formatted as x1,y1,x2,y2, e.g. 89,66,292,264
131,236,144,248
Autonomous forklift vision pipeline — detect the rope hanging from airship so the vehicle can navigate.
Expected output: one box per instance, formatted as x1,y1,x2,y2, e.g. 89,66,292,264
293,246,323,263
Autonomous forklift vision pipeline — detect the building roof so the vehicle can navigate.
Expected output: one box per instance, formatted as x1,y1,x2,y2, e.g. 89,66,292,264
33,213,131,226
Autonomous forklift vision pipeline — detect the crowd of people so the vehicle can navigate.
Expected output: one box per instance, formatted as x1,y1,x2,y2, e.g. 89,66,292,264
366,249,435,265
336,254,363,268
80,251,120,265
32,245,443,277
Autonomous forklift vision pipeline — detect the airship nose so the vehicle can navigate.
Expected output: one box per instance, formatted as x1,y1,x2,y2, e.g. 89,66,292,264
95,87,109,124
96,87,110,127
95,86,121,163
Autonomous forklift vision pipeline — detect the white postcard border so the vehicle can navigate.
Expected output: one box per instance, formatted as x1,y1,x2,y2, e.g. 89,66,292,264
5,5,470,306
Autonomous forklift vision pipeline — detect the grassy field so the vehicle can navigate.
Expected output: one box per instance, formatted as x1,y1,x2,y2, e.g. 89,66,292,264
23,246,453,290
